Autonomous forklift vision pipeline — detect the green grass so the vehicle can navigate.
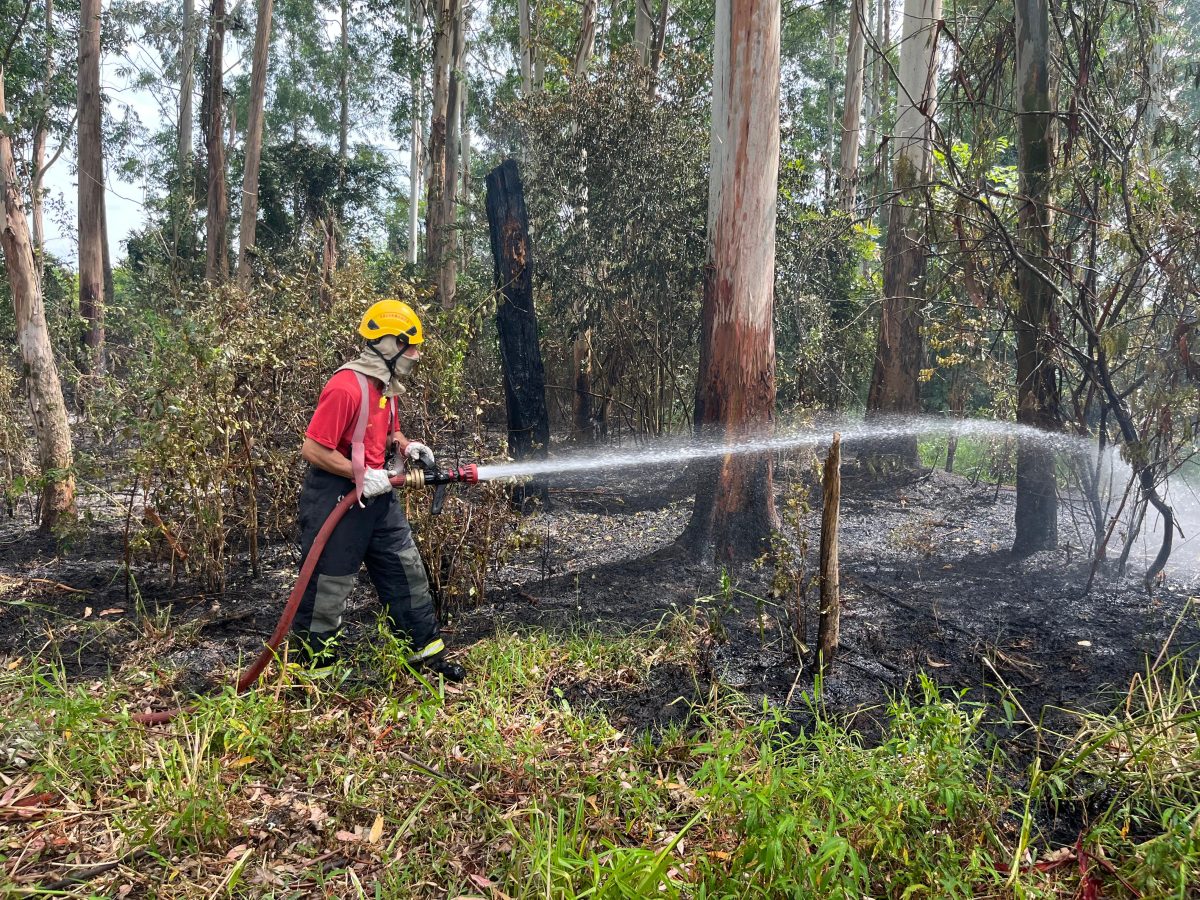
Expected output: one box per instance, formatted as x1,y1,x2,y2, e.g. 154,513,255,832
0,619,1197,897
919,435,1015,483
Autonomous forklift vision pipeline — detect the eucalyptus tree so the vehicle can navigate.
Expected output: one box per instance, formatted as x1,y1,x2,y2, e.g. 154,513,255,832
865,0,941,462
0,7,76,528
235,0,272,288
684,0,782,561
78,0,106,368
1011,0,1059,554
204,0,228,280
837,0,866,211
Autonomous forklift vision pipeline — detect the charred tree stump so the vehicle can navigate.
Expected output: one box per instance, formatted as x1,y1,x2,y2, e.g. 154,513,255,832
817,433,842,676
485,159,550,506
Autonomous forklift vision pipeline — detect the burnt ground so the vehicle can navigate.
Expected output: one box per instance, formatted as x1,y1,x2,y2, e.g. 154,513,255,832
463,460,1200,741
1,454,1198,745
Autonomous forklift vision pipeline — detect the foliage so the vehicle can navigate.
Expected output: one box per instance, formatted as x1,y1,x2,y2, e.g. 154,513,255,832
507,50,711,436
1039,648,1200,895
87,261,516,602
0,363,33,516
4,622,1197,896
774,157,877,410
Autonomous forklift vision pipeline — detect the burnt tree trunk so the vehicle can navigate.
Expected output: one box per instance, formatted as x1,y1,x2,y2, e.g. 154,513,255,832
486,160,550,503
1012,0,1060,555
682,0,781,563
817,433,841,674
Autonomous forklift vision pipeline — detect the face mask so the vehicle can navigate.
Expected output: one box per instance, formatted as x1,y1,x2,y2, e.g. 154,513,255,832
340,335,414,396
394,353,417,377
369,335,407,376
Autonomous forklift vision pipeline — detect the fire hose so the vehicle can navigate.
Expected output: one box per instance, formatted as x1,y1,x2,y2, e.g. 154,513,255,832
131,464,480,725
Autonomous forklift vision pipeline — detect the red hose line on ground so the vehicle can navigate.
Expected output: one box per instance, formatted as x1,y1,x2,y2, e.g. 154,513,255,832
130,477,398,725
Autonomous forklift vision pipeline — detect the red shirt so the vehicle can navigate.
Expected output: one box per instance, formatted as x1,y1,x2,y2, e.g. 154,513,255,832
305,370,395,469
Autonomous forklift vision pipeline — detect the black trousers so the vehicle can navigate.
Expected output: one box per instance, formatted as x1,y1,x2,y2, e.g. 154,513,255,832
292,467,443,660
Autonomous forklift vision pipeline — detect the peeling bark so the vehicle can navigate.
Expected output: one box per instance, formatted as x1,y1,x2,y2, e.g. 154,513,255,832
684,0,781,562
1,71,76,530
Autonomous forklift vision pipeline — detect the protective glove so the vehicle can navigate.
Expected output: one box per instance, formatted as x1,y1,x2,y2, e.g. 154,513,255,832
361,468,395,500
405,440,436,469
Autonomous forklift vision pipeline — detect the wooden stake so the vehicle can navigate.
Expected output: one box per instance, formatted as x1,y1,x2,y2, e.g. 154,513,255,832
817,433,842,676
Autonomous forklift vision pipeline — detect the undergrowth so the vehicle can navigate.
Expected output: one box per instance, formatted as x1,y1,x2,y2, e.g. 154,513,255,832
0,623,1196,897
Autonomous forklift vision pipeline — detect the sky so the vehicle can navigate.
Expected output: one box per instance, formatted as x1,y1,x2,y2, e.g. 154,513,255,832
41,35,183,264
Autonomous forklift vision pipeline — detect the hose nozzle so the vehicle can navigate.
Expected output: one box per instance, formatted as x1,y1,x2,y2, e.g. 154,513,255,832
394,464,479,489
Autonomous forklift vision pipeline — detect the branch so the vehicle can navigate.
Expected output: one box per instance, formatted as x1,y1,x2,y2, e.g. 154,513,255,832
35,108,78,180
1,0,34,71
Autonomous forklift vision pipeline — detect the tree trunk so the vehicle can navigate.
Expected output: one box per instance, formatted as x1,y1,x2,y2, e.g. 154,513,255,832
458,55,468,266
575,0,598,73
459,11,471,267
817,434,841,674
865,0,940,463
649,0,669,78
485,160,550,503
864,0,878,164
425,0,456,303
683,0,781,563
838,0,866,212
339,0,349,166
408,0,424,266
236,0,272,289
1012,0,1059,555
205,0,229,282
30,130,46,262
31,0,53,261
1143,0,1162,162
1,71,76,530
180,0,196,180
824,0,837,203
518,0,532,95
101,194,114,304
634,0,654,65
319,217,336,309
876,0,891,234
439,0,463,307
571,0,599,441
78,0,106,373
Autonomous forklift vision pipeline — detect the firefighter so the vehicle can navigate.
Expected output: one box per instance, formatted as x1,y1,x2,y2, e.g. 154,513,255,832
291,299,466,682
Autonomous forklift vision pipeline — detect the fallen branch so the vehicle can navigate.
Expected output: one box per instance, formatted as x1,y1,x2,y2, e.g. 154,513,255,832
0,575,85,594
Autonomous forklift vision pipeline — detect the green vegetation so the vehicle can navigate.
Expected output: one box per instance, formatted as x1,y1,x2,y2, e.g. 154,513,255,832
1,620,1196,897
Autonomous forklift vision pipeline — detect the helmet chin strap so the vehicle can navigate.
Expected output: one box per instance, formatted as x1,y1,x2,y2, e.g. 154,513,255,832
368,337,408,377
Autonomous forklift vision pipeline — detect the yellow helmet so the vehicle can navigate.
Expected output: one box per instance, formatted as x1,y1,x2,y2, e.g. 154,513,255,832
358,299,424,344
